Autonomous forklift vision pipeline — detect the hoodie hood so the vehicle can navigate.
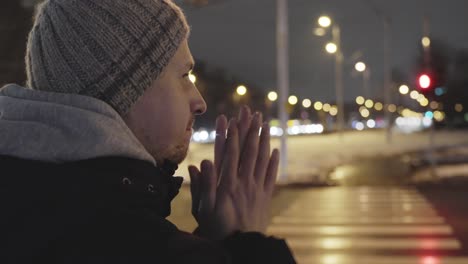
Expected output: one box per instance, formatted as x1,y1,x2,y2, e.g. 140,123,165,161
0,84,155,165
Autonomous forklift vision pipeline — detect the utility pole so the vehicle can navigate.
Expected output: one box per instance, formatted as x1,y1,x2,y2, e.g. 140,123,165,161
361,0,393,143
276,0,289,182
332,25,345,139
383,17,392,144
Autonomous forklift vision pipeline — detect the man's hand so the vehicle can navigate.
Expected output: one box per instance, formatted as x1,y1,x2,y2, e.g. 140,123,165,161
189,106,279,240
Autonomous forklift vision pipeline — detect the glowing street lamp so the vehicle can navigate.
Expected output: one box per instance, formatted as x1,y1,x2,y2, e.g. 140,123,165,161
302,99,312,108
422,37,431,48
374,102,383,111
410,90,419,100
365,99,374,108
317,14,344,137
329,106,338,116
313,28,326,36
314,101,323,111
360,108,370,118
355,62,366,72
288,95,298,105
325,42,337,54
356,96,365,105
268,91,278,102
399,85,409,95
318,16,332,28
236,85,247,96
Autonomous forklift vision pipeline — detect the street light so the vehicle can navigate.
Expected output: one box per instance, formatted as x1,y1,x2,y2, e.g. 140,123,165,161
314,101,323,111
325,42,337,54
399,85,409,95
318,15,344,137
356,96,365,105
288,95,298,105
236,85,247,96
422,36,431,48
268,91,278,102
355,62,366,72
410,90,419,100
329,106,338,116
318,16,332,28
302,99,312,108
313,28,326,36
360,108,370,118
355,62,371,98
430,101,439,110
387,104,397,113
420,98,429,107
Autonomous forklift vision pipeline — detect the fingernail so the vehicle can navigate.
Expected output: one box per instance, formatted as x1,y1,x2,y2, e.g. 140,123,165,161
201,160,211,172
273,148,280,157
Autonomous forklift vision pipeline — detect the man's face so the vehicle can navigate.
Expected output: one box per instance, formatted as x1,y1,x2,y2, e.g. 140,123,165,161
123,40,207,165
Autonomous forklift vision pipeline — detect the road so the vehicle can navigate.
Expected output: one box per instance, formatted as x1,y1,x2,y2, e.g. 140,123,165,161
177,129,468,183
168,153,468,264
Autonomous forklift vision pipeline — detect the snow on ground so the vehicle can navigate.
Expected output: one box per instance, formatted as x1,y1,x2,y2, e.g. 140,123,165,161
412,164,468,183
176,129,468,183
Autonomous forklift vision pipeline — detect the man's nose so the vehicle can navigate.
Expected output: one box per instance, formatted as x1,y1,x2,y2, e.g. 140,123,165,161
191,87,207,115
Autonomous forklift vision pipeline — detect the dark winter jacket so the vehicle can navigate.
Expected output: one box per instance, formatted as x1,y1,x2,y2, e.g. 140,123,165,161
0,84,296,263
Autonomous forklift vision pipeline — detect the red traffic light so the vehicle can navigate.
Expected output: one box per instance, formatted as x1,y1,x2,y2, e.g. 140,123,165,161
418,74,431,89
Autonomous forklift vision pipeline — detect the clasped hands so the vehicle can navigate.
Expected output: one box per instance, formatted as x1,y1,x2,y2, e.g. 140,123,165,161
189,106,279,240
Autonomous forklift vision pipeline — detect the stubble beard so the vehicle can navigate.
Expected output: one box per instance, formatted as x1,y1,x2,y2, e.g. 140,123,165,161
152,138,190,166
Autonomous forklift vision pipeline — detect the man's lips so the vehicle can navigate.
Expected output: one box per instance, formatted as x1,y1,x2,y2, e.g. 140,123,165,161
186,118,195,131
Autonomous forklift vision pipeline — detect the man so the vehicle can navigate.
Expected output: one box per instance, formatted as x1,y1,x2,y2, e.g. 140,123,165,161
0,0,296,263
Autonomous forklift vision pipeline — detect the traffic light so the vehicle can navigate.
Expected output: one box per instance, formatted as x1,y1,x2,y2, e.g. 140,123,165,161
416,72,438,97
418,74,431,90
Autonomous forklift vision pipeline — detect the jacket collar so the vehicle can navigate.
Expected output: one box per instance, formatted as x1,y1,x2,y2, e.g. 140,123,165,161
1,155,183,218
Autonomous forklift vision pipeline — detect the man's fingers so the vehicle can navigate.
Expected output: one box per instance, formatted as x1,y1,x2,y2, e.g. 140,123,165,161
264,149,280,195
238,112,262,183
200,160,217,215
214,115,228,178
218,118,239,193
188,165,201,219
237,105,252,154
254,122,271,185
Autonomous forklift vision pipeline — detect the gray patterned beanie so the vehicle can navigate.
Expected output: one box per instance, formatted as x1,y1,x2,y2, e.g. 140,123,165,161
25,0,190,115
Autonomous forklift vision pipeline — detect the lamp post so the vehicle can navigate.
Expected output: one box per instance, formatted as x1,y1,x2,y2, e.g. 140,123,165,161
355,61,371,98
277,0,289,181
318,16,344,138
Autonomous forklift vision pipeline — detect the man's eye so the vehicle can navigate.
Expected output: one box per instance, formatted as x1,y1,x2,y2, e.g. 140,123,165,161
183,70,192,78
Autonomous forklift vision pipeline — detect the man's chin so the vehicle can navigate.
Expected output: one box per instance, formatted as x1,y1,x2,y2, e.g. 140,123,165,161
155,142,189,166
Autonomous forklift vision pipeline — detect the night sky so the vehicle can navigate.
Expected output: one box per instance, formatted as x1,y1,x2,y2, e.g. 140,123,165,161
180,0,468,103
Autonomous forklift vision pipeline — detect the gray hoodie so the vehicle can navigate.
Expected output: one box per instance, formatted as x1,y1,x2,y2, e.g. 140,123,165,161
0,84,155,165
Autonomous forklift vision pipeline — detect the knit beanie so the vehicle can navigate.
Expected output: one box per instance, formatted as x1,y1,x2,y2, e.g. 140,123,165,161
25,0,190,116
